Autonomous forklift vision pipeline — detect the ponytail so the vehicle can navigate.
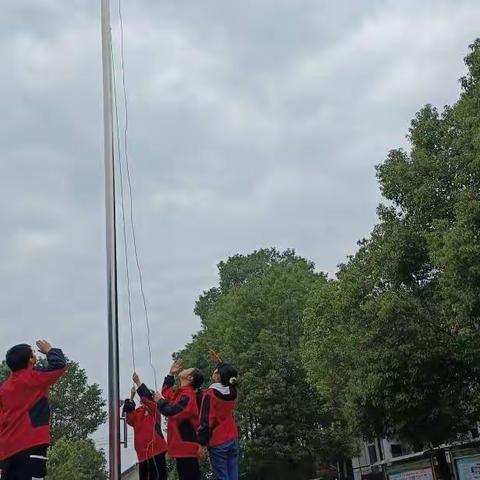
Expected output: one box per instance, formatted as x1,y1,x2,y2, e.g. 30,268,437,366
218,364,239,388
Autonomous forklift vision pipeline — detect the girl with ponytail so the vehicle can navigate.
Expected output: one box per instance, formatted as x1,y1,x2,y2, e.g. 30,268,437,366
198,350,239,480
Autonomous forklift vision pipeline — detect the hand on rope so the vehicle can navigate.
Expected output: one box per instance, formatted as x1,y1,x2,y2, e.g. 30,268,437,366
208,349,222,365
132,371,141,387
169,359,183,377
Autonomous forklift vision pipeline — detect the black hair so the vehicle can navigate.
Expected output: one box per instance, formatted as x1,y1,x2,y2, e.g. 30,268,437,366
191,368,205,409
6,344,33,372
191,368,204,390
217,363,238,387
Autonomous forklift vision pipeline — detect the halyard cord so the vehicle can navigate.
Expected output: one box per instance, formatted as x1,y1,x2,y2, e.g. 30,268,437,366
117,0,158,391
113,2,162,476
111,46,136,375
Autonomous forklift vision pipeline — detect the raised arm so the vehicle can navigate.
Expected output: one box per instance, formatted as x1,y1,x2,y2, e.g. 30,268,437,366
122,386,137,426
161,375,175,402
162,359,183,402
27,340,67,389
134,373,159,418
208,349,223,365
157,394,190,418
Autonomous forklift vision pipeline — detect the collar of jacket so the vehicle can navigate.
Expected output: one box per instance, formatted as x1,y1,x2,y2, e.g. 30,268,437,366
209,383,231,395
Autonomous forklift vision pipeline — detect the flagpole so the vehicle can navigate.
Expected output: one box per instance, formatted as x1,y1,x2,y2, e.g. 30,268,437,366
101,0,121,478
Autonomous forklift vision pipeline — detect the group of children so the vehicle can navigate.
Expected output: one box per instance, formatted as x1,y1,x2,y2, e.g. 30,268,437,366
123,350,239,480
0,341,238,480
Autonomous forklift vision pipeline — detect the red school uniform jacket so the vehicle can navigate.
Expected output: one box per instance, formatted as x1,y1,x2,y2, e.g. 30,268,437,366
198,383,238,447
158,375,200,458
123,384,167,463
0,348,67,461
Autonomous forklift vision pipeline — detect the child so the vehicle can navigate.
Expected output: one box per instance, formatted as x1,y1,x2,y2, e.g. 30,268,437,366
155,360,204,480
0,340,67,480
198,350,239,480
122,372,168,480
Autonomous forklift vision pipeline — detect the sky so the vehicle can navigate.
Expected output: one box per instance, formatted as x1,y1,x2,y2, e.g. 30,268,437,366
1,0,480,469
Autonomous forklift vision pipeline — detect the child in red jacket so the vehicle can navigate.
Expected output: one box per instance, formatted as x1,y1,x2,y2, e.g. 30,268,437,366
0,340,67,480
198,351,239,480
122,372,168,480
155,360,204,480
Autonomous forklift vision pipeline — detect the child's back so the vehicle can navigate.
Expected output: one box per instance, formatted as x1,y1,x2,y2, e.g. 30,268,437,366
0,341,66,478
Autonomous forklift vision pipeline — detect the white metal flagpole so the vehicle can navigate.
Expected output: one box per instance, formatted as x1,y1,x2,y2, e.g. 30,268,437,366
100,0,121,478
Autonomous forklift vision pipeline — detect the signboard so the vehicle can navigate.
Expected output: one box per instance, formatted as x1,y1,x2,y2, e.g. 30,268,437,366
455,456,480,480
389,467,434,480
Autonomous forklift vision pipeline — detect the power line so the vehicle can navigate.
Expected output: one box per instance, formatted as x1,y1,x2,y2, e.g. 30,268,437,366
116,0,158,390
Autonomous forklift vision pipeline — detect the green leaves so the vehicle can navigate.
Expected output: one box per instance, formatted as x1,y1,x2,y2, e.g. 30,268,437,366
179,249,348,479
49,361,107,442
301,38,480,450
47,438,107,480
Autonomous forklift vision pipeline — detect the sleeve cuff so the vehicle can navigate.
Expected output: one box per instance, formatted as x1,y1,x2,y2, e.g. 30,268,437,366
137,383,153,400
45,348,67,370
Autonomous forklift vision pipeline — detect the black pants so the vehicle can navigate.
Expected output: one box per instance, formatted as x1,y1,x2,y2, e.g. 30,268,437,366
176,457,201,480
1,445,48,480
139,453,168,480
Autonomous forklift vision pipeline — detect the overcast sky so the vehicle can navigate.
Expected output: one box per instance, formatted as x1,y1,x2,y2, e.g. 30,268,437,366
1,0,480,467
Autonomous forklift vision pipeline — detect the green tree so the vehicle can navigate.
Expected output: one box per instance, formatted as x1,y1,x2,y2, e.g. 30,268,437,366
302,39,480,449
49,361,107,442
0,362,8,383
180,249,354,480
47,438,107,480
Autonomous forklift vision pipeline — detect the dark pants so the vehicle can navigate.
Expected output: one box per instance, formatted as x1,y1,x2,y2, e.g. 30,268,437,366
209,440,239,480
139,453,167,480
1,445,48,480
176,457,201,480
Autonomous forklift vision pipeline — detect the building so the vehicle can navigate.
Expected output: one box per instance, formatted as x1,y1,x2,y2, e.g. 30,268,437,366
351,437,480,480
121,464,138,480
353,439,412,480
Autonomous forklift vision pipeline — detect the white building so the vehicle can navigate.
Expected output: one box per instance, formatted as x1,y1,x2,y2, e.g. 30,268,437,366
352,439,411,480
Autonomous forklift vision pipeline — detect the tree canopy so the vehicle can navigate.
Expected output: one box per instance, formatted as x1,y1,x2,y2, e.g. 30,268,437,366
179,248,354,480
301,39,480,450
47,438,107,480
